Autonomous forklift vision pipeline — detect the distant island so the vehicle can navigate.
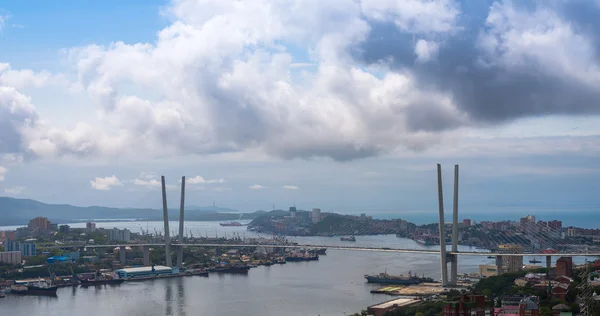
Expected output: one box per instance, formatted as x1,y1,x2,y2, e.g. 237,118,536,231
247,207,414,236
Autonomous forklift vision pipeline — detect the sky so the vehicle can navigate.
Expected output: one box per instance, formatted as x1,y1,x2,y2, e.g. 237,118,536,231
1,0,600,216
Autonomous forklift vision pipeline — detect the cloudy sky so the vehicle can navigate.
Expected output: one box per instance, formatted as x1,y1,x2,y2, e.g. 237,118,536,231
0,0,599,216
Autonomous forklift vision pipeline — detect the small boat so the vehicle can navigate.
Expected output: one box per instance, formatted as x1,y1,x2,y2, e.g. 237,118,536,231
219,221,242,227
529,258,541,264
487,256,495,259
340,236,356,242
276,257,286,264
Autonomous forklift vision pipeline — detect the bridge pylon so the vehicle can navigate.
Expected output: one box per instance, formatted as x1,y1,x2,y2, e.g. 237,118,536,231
437,164,460,287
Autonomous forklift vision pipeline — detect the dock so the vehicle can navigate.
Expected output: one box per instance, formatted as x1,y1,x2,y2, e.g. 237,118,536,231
370,282,445,296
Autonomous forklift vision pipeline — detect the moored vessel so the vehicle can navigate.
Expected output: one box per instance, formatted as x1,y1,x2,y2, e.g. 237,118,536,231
340,236,356,242
364,271,434,285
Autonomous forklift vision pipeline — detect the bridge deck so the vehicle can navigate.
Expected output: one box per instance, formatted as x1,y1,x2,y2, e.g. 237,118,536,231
72,243,600,256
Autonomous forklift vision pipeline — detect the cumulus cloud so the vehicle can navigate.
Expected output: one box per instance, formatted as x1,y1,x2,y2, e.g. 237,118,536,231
283,185,299,190
90,175,123,191
2,0,600,163
187,176,225,185
0,63,68,89
249,184,267,189
4,185,25,195
133,177,177,190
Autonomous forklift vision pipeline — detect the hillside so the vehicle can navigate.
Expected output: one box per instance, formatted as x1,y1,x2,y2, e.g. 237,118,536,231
0,197,252,226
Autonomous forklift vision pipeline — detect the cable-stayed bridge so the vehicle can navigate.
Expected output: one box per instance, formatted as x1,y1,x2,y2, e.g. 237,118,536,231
53,166,599,288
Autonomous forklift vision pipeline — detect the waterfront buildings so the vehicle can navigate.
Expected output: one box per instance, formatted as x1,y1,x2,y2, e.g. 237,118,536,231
0,230,16,241
479,264,498,277
5,240,36,256
107,228,131,242
28,216,50,231
59,225,70,234
86,221,97,232
0,251,22,264
442,295,488,316
312,208,321,224
556,257,573,277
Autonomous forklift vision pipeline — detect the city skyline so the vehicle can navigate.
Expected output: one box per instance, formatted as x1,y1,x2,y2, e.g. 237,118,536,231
1,1,600,212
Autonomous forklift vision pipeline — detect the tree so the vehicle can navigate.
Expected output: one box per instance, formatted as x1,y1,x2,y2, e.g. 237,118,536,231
540,306,552,316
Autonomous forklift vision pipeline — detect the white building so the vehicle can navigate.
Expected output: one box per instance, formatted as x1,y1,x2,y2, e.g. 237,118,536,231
107,228,131,242
312,208,321,224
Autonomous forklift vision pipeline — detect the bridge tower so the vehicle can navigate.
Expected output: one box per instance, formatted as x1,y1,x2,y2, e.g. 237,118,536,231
437,164,460,287
450,165,459,286
161,176,172,267
176,176,186,268
437,164,449,286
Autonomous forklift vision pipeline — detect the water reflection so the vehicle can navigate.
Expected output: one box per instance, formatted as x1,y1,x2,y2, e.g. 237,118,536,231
177,279,187,316
165,280,173,315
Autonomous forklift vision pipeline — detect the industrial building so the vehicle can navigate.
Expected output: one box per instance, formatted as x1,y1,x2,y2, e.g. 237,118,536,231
114,265,177,279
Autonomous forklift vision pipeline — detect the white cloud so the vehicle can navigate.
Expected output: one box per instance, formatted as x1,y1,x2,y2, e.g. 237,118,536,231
0,63,69,89
0,13,7,31
187,175,225,185
283,185,299,190
414,39,439,63
360,0,460,33
477,1,600,86
213,187,231,192
133,177,177,190
4,185,25,195
139,171,157,180
0,166,6,181
1,0,600,166
90,175,123,191
11,24,24,29
249,184,267,189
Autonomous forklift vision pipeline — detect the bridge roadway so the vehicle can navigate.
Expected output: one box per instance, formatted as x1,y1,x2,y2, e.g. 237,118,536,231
68,243,600,257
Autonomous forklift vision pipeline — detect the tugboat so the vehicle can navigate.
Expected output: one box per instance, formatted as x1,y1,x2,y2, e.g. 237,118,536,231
340,236,356,242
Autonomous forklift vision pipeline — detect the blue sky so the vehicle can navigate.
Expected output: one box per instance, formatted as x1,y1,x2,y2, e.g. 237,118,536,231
1,0,600,217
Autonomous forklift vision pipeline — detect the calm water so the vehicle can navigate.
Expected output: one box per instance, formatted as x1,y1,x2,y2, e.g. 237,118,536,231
0,221,594,315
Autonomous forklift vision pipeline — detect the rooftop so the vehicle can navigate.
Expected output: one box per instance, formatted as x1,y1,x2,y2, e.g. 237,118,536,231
115,265,172,273
369,298,420,310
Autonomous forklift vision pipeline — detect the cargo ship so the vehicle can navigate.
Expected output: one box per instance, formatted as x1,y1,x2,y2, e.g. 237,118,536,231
11,280,58,296
285,251,319,262
79,272,124,286
364,271,434,285
220,221,242,227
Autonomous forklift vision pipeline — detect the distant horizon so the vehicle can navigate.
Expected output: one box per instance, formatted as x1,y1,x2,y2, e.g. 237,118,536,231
1,195,598,229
